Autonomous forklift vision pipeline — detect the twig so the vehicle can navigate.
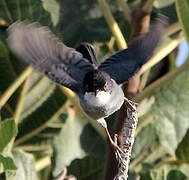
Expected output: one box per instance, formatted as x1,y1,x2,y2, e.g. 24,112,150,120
0,67,33,108
142,0,155,13
14,79,28,124
35,156,51,171
164,22,181,37
113,100,138,180
104,2,150,179
135,59,189,103
140,33,184,74
116,0,131,24
97,0,127,49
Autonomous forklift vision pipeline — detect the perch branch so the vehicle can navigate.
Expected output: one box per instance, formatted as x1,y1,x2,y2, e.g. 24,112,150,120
103,1,151,179
114,101,138,179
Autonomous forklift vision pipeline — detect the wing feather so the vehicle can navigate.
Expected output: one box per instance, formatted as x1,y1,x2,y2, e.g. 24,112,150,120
99,16,166,84
7,21,94,92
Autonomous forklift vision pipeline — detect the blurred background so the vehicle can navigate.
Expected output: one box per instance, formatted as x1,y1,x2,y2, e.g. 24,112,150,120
0,0,189,180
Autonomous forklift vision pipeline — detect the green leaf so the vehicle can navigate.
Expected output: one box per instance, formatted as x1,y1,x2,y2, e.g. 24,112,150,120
53,112,88,177
167,170,187,180
55,0,130,46
175,0,189,42
21,74,55,121
131,67,189,170
53,114,105,179
67,123,105,180
15,88,66,146
177,164,189,178
140,166,187,180
132,124,157,159
152,68,189,155
140,165,169,180
0,0,51,25
68,155,104,180
0,119,17,152
0,155,16,171
176,129,189,162
0,42,17,93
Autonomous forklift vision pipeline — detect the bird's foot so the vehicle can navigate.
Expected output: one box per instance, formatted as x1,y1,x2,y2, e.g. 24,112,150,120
97,118,123,153
124,97,137,110
105,127,124,154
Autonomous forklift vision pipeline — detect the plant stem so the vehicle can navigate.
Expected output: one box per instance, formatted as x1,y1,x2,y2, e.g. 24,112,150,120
14,79,28,124
139,70,151,91
0,67,33,108
14,100,69,145
98,0,127,49
116,0,131,23
135,60,189,102
35,156,51,171
164,22,181,37
142,0,155,13
140,34,184,74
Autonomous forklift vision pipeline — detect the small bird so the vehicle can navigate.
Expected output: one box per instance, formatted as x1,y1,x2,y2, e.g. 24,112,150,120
7,17,165,144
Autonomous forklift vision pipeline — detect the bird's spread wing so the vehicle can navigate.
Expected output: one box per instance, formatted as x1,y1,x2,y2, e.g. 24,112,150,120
75,43,98,67
7,21,94,92
99,17,166,84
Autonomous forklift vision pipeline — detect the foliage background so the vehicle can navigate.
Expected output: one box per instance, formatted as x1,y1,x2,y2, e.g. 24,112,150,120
0,0,189,179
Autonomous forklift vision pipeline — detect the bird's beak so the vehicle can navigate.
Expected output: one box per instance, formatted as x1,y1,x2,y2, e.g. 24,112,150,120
94,90,99,96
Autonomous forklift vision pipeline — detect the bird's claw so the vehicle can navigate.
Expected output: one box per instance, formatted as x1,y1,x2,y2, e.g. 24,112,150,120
124,97,137,110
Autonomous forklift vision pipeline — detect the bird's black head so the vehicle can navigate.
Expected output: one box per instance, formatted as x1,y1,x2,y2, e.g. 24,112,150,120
83,70,112,93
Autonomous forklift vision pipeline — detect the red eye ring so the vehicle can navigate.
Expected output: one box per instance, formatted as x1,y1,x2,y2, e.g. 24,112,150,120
103,82,108,91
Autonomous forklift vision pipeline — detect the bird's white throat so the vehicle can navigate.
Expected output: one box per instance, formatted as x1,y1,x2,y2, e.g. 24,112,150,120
84,91,111,106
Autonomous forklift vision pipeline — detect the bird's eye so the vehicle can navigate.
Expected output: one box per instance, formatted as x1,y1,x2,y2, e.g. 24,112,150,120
103,82,108,91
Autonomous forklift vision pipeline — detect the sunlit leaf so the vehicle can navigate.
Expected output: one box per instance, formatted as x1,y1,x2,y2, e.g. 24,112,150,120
42,0,60,26
20,74,56,121
152,67,189,155
8,150,39,180
132,66,189,170
53,111,88,177
16,88,66,146
53,121,105,179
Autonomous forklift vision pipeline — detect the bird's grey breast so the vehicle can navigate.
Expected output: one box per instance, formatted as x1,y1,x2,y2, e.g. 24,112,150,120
79,80,124,119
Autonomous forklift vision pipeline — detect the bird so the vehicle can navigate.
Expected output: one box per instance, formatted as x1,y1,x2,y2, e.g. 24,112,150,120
7,17,165,146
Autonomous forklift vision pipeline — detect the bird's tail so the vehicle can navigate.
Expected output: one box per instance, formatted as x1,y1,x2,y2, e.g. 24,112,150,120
75,43,98,67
